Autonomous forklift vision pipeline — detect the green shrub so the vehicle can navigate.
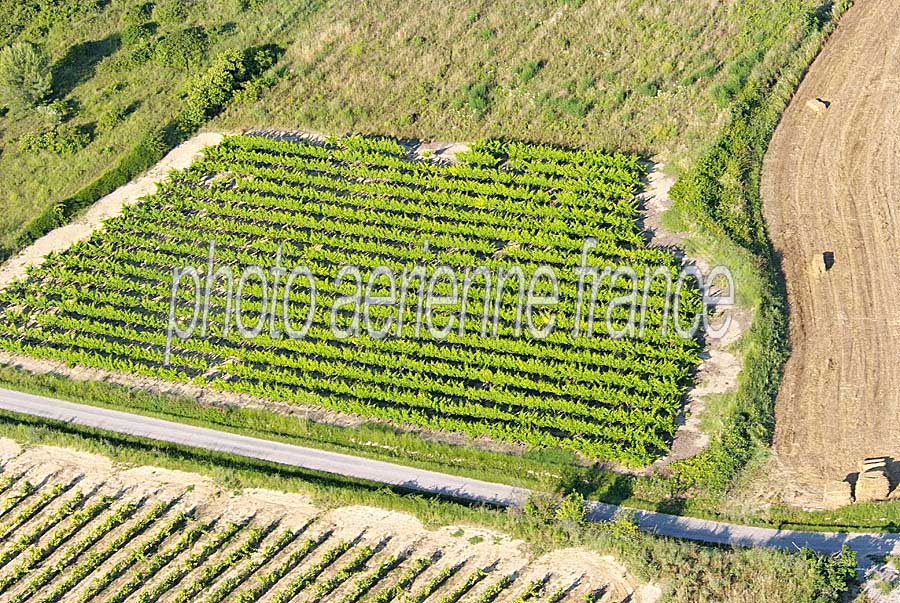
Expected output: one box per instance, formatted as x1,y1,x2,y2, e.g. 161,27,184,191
154,27,208,69
154,0,189,24
681,61,719,86
244,44,281,73
97,105,127,132
19,123,91,155
18,0,102,38
541,93,592,119
117,1,159,68
803,546,857,602
101,81,128,97
514,59,545,84
461,78,494,119
125,43,156,67
121,22,155,47
523,494,560,524
0,42,52,110
635,80,659,97
179,49,246,130
523,492,588,527
602,511,641,541
178,45,282,132
231,69,280,105
476,27,495,40
554,493,587,525
711,50,764,108
120,2,154,26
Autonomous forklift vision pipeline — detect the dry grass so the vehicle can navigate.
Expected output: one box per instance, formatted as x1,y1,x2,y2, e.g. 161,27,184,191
0,0,820,254
221,0,821,165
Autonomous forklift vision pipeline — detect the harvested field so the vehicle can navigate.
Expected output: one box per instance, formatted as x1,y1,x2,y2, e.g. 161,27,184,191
0,441,656,603
761,0,900,498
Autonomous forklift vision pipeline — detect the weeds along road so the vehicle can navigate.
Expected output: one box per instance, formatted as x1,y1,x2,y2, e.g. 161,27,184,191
0,387,898,566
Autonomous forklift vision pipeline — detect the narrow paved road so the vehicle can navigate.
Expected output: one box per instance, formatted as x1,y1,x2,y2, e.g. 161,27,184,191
0,387,898,565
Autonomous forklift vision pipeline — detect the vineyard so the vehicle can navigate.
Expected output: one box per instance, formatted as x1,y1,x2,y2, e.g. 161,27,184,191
0,442,651,603
0,133,702,466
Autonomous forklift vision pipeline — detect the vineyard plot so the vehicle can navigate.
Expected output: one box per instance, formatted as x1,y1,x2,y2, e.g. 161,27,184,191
0,134,702,465
0,442,653,602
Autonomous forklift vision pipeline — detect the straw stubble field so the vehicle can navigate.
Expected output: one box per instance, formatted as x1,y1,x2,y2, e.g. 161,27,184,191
762,0,900,499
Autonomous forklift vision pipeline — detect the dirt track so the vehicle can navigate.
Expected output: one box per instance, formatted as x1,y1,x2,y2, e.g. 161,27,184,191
762,0,900,494
0,132,223,292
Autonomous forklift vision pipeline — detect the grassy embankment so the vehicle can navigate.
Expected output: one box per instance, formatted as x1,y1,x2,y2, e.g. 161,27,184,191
3,0,827,257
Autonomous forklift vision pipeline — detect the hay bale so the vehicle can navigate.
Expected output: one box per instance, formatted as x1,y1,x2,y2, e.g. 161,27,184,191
855,470,891,503
806,98,830,114
811,256,826,275
822,481,853,509
862,456,888,473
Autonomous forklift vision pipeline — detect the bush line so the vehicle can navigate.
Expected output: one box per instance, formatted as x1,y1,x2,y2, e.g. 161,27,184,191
1,128,169,263
666,0,854,495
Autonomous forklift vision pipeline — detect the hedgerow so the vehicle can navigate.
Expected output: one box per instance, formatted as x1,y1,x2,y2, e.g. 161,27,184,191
177,45,281,132
666,0,853,495
7,128,166,260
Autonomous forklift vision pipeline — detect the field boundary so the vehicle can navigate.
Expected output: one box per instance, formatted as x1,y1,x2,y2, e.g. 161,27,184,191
0,132,701,468
0,132,224,292
0,386,898,566
663,0,853,498
0,149,733,475
761,0,900,496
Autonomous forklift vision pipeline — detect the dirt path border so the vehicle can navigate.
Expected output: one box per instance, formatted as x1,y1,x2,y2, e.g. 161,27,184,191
0,440,658,603
0,132,224,292
638,163,748,471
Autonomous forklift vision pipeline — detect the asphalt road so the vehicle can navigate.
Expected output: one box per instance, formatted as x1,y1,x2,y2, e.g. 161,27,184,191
1,387,898,565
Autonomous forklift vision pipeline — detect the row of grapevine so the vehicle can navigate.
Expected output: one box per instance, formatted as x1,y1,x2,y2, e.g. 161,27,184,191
0,133,704,465
0,464,638,603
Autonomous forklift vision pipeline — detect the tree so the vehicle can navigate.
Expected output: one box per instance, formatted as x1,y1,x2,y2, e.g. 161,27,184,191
179,49,245,132
0,42,52,110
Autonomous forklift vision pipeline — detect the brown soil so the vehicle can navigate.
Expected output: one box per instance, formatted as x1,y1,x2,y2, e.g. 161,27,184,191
638,163,749,471
761,0,900,500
